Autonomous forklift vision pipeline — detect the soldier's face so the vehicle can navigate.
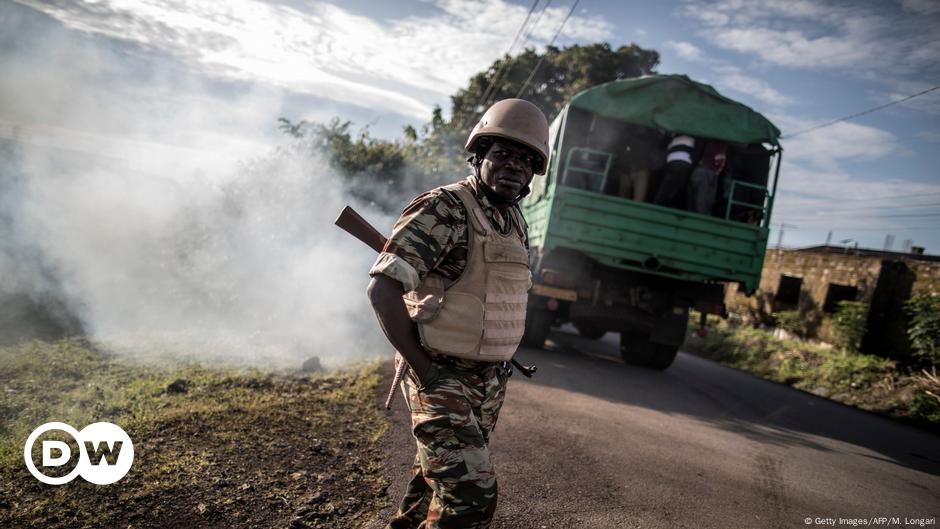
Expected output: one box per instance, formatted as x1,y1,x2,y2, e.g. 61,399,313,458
479,139,536,201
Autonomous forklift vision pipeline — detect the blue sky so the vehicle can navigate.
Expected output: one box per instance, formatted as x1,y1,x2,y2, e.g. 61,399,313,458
2,0,939,253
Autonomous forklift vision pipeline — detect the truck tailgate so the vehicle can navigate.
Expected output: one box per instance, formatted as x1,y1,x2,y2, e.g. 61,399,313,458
543,187,769,292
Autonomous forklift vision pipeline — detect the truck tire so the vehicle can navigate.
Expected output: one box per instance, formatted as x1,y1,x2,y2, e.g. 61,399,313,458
648,344,678,370
521,308,552,349
619,334,678,370
575,323,606,340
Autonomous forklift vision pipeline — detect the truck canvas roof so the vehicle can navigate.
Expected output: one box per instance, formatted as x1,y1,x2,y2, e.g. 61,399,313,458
564,74,782,146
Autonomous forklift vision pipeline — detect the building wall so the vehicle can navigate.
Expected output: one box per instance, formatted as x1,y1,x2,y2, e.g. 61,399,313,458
909,261,940,295
725,248,940,359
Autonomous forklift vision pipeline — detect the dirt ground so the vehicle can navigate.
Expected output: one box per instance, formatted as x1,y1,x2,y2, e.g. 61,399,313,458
0,339,397,529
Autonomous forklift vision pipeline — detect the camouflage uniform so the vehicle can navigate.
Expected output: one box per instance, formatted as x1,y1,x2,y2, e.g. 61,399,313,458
370,175,528,529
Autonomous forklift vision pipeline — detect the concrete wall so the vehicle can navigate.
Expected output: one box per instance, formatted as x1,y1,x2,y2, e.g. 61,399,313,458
910,261,940,295
725,248,940,360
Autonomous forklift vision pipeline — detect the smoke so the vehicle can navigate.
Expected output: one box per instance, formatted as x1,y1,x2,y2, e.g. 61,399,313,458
0,5,400,369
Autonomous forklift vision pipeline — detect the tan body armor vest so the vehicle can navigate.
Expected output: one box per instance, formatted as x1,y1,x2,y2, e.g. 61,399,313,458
403,182,529,362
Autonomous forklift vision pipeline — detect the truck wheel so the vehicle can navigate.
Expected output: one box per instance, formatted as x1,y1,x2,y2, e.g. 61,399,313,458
648,345,678,370
620,334,678,370
521,308,552,349
575,323,606,340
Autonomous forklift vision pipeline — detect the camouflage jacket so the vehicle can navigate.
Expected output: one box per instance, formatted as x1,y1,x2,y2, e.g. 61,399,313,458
369,175,529,291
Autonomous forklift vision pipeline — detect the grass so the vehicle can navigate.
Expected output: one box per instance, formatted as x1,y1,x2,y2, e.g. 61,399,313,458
684,317,940,429
0,337,390,529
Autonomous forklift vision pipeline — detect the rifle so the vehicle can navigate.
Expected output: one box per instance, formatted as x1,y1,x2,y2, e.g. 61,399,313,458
334,206,537,409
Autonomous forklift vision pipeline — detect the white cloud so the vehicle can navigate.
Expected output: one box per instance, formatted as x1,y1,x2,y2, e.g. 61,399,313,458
708,27,871,69
774,114,899,168
882,81,940,114
662,41,794,108
916,130,940,143
679,0,940,78
13,0,613,120
901,0,940,15
771,160,940,230
665,40,703,61
764,114,940,230
711,65,793,108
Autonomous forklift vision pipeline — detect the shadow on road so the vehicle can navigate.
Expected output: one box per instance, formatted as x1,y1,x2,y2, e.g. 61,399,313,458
514,327,940,478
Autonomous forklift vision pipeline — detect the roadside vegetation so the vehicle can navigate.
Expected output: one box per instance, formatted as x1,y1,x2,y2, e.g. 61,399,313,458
685,295,940,429
0,338,389,529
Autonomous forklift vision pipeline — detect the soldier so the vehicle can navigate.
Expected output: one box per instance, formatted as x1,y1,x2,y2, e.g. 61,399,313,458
367,98,549,529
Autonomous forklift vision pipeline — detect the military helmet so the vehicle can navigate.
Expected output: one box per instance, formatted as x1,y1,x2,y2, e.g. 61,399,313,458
465,98,550,174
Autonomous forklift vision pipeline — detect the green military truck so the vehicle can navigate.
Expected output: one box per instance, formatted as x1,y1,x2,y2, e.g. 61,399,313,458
519,74,782,369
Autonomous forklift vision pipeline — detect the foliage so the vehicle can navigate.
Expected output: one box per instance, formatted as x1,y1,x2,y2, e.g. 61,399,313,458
684,323,779,375
909,393,940,423
275,117,444,212
831,300,868,353
773,310,801,336
448,43,660,127
684,319,939,429
905,294,940,365
909,368,940,422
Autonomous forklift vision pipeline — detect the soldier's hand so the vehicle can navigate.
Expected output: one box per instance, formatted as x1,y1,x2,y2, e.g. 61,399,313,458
415,363,442,392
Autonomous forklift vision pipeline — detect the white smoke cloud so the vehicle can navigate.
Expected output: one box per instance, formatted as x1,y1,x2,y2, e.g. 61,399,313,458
0,5,398,369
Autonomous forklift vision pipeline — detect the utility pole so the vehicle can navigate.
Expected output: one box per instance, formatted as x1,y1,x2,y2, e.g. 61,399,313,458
825,230,833,246
883,234,894,251
840,238,854,255
777,223,790,248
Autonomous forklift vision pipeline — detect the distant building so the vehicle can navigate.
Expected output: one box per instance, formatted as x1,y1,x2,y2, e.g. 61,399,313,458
725,245,940,362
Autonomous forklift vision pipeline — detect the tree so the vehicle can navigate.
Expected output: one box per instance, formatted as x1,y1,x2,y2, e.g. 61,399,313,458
450,43,659,127
412,42,659,183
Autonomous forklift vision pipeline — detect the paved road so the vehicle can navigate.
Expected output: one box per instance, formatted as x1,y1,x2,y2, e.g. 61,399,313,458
368,328,940,529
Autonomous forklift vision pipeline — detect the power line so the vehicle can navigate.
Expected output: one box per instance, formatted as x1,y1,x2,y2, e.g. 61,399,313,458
778,191,940,204
779,202,940,214
478,0,552,110
481,0,557,111
462,0,541,130
784,212,940,219
474,0,555,117
783,85,940,139
519,0,555,50
516,0,580,98
475,0,540,108
780,225,938,232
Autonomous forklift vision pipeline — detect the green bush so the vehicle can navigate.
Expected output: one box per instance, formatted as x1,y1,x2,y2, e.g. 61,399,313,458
818,349,892,392
832,301,868,353
775,353,812,385
909,393,940,423
905,294,940,366
773,310,801,336
685,319,939,427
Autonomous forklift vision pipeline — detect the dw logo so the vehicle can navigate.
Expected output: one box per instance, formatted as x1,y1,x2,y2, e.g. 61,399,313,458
23,422,134,485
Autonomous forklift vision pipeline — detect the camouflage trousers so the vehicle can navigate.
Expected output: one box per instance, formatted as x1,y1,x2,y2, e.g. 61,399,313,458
386,354,509,529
